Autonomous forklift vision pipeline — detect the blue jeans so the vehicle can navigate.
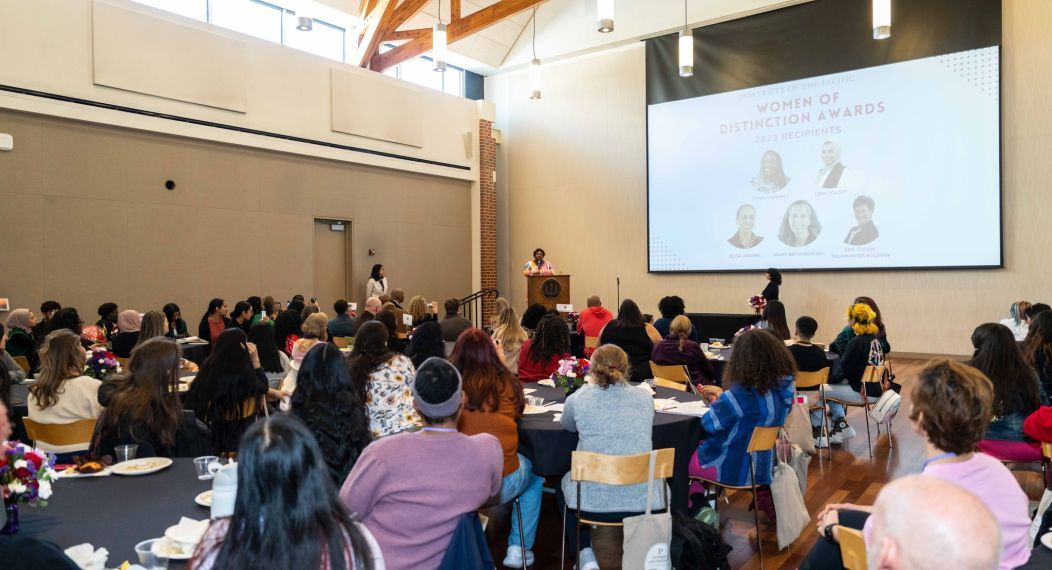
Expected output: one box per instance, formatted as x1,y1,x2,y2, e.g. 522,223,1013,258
499,453,544,549
809,382,878,427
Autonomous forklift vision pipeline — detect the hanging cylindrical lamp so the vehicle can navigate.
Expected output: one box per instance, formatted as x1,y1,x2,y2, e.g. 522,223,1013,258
529,59,542,100
433,1,447,72
597,0,614,33
678,30,693,77
872,0,891,40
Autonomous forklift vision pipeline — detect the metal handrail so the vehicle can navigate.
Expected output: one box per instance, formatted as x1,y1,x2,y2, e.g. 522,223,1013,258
459,288,499,329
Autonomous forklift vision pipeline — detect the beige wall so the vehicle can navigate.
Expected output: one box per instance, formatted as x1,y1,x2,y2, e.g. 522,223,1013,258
487,1,1048,356
0,109,472,323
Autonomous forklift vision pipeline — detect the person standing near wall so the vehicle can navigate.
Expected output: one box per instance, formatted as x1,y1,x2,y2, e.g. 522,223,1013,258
366,264,388,301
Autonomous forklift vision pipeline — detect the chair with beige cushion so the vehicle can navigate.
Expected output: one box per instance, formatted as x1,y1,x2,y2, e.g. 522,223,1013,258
649,362,697,394
22,418,97,451
838,526,868,570
13,355,30,372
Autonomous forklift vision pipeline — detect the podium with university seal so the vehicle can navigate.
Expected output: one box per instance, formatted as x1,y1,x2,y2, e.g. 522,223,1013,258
526,274,570,311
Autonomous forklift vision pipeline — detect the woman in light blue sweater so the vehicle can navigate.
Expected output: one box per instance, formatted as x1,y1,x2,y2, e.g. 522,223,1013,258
557,344,664,570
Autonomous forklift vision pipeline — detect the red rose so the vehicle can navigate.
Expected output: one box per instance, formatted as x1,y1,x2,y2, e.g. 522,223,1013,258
15,467,31,479
27,453,43,469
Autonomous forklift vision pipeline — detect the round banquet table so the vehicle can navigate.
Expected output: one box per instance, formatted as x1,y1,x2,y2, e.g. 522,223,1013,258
20,458,210,569
176,341,210,365
516,384,704,514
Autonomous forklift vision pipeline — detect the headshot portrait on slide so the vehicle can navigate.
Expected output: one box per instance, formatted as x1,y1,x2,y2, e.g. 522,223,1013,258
815,140,849,188
843,195,880,245
728,203,764,249
751,150,790,193
778,200,822,247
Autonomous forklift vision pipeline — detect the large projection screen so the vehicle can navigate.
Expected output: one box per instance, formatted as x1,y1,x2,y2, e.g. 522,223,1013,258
646,0,1002,273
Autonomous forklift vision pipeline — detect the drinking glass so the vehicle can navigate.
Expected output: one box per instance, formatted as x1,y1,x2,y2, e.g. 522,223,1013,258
115,444,138,463
194,456,221,480
134,539,170,570
526,396,543,408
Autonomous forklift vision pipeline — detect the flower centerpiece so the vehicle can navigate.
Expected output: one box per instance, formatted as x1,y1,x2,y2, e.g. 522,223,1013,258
84,347,121,380
565,311,580,331
1,442,58,534
551,356,590,395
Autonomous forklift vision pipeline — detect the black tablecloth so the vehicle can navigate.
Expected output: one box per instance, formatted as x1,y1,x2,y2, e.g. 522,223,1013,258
177,342,210,365
686,313,760,343
516,384,704,513
1021,543,1052,569
708,346,839,384
20,458,210,568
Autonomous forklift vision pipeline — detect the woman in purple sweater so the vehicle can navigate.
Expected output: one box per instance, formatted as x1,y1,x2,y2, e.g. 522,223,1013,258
650,315,716,387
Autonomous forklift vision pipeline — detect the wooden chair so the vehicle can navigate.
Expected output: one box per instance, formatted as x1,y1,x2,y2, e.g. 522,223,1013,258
13,355,30,371
823,365,888,457
116,357,130,369
22,418,97,450
838,526,868,570
653,378,687,391
650,362,698,395
1044,443,1052,491
333,337,350,349
690,426,781,569
562,448,675,570
796,368,831,460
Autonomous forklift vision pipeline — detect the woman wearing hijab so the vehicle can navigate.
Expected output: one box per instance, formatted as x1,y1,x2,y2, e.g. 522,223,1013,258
111,310,143,358
5,309,39,371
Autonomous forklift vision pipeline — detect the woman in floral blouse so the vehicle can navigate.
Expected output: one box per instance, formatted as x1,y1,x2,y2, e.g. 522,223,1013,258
521,248,555,276
348,321,420,438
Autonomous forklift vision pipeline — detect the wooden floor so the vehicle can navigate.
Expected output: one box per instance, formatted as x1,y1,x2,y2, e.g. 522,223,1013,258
482,358,1026,569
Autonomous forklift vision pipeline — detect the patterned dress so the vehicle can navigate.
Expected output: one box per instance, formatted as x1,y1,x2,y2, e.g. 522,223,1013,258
522,260,555,276
366,354,421,438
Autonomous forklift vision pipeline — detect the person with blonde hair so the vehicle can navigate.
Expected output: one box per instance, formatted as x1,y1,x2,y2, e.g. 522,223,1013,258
492,306,528,374
489,297,510,330
651,315,716,387
556,344,662,569
405,295,437,328
27,329,103,453
291,312,329,370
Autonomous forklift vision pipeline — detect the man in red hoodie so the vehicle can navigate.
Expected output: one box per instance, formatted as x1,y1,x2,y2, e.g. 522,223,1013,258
577,296,614,357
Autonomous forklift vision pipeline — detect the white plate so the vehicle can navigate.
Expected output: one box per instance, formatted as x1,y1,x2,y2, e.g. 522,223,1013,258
151,536,195,560
522,405,551,415
195,490,212,508
653,398,678,411
111,457,173,476
1041,532,1052,550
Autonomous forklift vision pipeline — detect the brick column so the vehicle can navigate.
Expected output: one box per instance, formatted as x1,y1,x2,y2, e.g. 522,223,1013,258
479,119,498,327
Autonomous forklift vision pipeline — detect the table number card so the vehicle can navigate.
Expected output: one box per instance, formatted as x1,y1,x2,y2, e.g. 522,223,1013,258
402,313,414,326
349,303,358,311
556,304,573,313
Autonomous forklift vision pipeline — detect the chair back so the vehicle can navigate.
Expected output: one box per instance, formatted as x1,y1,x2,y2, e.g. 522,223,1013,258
653,378,687,391
838,526,868,570
650,362,690,384
12,355,30,371
570,448,675,485
333,337,349,348
795,368,830,390
746,426,782,454
1044,442,1052,460
584,336,599,349
116,357,130,369
861,365,885,384
22,418,97,447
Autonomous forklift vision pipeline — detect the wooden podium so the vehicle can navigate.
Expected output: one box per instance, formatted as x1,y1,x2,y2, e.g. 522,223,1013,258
527,274,570,310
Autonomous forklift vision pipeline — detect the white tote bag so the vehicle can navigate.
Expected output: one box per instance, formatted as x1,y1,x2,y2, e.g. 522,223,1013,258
784,402,816,456
770,441,810,549
622,451,672,570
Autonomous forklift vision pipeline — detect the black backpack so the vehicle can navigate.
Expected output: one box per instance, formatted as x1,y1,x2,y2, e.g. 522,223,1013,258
670,511,733,570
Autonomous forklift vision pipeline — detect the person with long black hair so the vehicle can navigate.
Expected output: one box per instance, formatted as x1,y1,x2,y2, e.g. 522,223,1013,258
758,300,791,341
273,309,303,356
968,323,1045,443
761,268,781,301
230,301,253,334
184,329,279,454
376,309,407,353
191,416,381,570
248,323,289,387
197,299,232,346
162,303,189,338
365,264,388,300
95,302,119,341
403,321,446,368
598,299,662,384
246,296,264,326
348,321,419,438
517,314,572,381
1023,310,1052,406
290,343,372,484
519,303,547,338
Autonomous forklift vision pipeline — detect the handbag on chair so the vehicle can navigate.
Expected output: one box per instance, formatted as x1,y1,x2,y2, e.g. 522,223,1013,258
622,450,673,569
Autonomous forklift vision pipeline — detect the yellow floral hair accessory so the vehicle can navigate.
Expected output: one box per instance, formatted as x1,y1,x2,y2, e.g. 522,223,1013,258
847,303,879,336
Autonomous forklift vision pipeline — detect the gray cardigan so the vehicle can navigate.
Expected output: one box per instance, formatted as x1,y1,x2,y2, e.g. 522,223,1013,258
2,351,27,383
560,383,666,512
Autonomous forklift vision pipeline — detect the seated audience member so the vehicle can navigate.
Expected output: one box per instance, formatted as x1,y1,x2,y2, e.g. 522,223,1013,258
351,297,383,335
91,338,211,458
0,325,28,383
376,309,408,353
599,299,662,384
520,303,548,338
348,321,420,438
4,309,39,371
110,309,142,358
757,300,791,341
184,329,279,454
162,303,189,338
439,298,473,342
1023,310,1052,398
32,300,61,342
49,307,95,349
248,323,290,387
291,313,329,370
192,416,383,570
27,330,103,453
814,303,886,444
866,476,1001,570
390,289,406,309
340,357,502,570
492,307,529,375
290,343,372,484
0,357,12,412
788,316,828,373
557,345,665,569
689,330,794,517
642,313,654,325
451,329,542,567
577,296,614,357
1024,302,1051,332
261,296,279,322
489,297,510,330
273,309,303,356
829,296,890,355
328,299,356,339
517,315,571,382
96,302,119,341
651,315,716,387
198,299,232,346
230,301,253,334
653,295,698,341
999,301,1031,342
403,321,446,369
0,534,81,570
286,296,306,316
802,359,1030,569
406,295,438,327
301,303,320,321
137,311,198,373
968,323,1045,443
245,296,264,327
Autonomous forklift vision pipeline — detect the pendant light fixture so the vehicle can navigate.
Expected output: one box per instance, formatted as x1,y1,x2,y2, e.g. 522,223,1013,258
678,0,693,77
295,14,313,31
597,0,614,33
433,1,447,72
872,0,891,40
529,8,541,100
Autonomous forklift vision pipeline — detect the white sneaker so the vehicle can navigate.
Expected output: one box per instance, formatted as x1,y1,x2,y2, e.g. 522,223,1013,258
578,547,600,570
840,425,857,440
503,545,534,568
813,434,828,448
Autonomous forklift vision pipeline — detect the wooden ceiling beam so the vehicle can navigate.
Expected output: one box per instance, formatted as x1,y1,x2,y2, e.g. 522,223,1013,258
387,0,431,32
369,0,546,72
382,27,430,41
451,0,461,22
351,0,397,67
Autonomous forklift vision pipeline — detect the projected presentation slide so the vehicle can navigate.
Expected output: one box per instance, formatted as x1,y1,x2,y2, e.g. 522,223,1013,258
648,46,1001,272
